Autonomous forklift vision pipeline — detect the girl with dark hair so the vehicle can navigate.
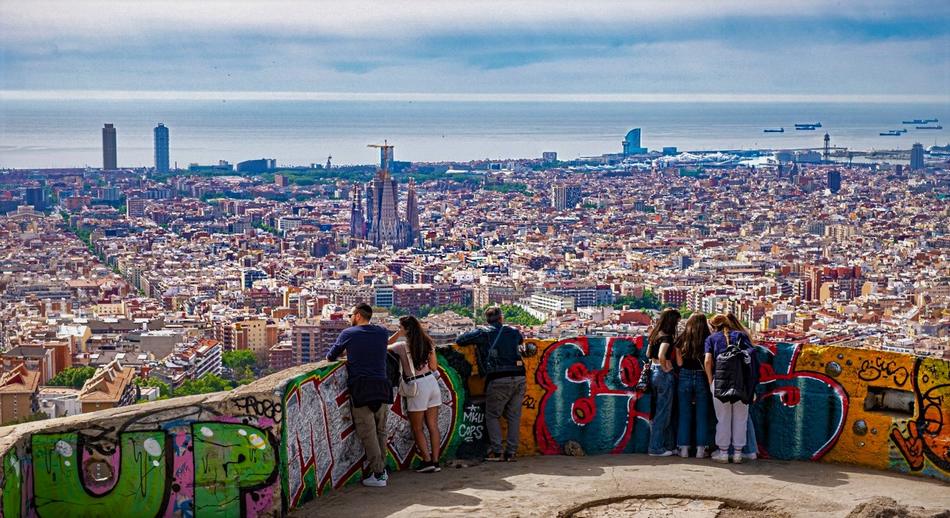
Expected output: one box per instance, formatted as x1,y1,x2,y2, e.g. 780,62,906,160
674,313,712,458
389,315,442,472
646,307,681,457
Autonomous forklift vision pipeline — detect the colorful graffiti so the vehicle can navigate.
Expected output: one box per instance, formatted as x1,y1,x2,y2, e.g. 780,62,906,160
534,336,651,455
280,353,464,511
0,337,947,518
0,404,280,518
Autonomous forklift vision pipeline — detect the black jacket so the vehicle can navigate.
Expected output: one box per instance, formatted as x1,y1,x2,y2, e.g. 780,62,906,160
456,323,525,382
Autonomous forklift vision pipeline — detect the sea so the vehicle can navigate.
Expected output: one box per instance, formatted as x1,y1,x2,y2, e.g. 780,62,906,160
0,100,947,169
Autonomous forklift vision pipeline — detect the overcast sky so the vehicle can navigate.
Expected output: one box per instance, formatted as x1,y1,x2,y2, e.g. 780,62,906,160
1,0,948,101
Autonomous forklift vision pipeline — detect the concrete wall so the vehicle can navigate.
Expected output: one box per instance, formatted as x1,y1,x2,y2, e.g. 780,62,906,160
0,337,947,517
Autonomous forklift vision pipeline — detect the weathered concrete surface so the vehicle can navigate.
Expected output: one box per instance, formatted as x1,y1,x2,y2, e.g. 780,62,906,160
306,456,950,518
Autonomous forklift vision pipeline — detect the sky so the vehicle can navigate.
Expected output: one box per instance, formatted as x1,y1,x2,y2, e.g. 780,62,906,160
0,0,948,101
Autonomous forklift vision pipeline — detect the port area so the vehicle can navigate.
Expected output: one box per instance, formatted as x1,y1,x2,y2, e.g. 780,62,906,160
303,455,950,517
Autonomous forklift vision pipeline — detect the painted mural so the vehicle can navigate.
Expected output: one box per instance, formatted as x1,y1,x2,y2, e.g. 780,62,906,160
0,404,280,518
0,336,947,518
280,353,464,511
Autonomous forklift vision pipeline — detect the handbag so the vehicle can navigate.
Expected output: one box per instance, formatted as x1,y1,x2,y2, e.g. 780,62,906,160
398,346,420,398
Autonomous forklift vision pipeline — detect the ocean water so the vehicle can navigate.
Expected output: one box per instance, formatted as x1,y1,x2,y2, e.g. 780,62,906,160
0,100,947,169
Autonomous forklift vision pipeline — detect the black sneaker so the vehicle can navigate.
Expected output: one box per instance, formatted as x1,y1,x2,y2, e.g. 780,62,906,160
415,461,437,473
504,453,517,463
484,452,504,462
431,461,442,472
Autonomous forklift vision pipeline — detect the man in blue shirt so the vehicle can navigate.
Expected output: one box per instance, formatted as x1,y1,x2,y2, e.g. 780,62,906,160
326,303,392,487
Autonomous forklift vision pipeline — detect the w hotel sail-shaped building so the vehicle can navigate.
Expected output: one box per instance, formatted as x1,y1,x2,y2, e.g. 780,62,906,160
349,143,419,249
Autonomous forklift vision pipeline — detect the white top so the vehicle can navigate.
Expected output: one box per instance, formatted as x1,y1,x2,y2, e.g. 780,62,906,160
390,341,434,377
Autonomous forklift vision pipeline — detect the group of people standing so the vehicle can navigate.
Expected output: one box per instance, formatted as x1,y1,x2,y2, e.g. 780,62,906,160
326,303,758,489
646,308,759,463
326,304,528,487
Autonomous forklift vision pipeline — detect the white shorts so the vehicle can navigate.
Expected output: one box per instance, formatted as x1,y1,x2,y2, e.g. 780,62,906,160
405,374,441,412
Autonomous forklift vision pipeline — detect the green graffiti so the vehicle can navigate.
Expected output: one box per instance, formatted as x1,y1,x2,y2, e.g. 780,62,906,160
2,453,21,518
32,432,167,518
192,423,276,517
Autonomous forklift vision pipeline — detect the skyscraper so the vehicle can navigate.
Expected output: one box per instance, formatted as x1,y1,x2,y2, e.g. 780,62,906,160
827,170,841,194
102,123,117,170
622,128,647,155
910,143,925,171
350,143,417,249
154,123,169,173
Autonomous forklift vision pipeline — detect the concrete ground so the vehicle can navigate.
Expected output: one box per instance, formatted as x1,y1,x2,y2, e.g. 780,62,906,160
302,456,950,517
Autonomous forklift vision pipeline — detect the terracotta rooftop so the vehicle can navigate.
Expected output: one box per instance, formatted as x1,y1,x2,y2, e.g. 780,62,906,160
77,359,134,404
0,364,39,394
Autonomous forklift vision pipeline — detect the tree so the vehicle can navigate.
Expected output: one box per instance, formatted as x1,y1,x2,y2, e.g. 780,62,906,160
48,367,97,389
611,289,662,310
172,374,234,397
134,377,171,398
222,350,257,372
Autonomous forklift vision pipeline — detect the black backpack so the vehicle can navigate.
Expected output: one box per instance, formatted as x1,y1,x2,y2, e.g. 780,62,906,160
713,333,756,404
386,350,402,388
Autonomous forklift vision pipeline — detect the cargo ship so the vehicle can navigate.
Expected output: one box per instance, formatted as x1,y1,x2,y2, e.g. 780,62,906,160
763,128,784,133
880,130,902,136
916,125,943,130
794,122,821,130
901,119,937,124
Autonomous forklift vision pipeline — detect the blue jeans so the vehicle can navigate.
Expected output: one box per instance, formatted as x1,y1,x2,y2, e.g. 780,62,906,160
649,367,675,454
676,369,711,448
742,414,757,455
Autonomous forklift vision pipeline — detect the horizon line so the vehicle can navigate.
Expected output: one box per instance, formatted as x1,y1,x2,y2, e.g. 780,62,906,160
1,90,947,104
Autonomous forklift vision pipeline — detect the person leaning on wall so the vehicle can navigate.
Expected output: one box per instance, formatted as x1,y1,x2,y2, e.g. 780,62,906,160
326,302,393,487
456,306,534,462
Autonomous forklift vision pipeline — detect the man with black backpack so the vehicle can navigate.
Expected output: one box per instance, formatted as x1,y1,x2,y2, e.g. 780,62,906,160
704,313,757,464
456,306,529,462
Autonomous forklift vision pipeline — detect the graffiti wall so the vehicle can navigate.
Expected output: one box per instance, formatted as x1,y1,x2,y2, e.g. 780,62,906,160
0,336,947,518
0,401,281,518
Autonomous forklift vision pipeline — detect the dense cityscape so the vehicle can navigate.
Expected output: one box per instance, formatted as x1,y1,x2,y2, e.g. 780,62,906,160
0,121,947,426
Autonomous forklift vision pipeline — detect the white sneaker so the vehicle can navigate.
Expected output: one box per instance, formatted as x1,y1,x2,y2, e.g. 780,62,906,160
648,450,674,457
731,453,743,464
741,452,757,461
695,446,707,459
711,451,729,463
362,473,387,487
678,446,690,458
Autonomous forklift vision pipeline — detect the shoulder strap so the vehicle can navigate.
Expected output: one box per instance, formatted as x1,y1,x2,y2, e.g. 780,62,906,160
489,325,505,353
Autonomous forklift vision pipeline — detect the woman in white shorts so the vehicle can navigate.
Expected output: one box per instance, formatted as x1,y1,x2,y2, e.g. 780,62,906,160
389,315,442,473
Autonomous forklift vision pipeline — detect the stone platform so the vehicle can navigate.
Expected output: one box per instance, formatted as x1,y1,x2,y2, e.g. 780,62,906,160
305,455,950,517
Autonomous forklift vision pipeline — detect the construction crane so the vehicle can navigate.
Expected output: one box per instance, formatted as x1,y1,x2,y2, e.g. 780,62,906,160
367,140,394,172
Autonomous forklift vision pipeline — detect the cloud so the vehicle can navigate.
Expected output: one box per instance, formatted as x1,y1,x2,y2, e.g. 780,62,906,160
0,0,948,96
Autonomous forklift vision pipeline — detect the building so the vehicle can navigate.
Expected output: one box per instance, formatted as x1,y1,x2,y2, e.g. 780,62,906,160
234,318,267,355
154,123,169,173
551,184,582,210
622,128,647,155
910,143,925,171
242,269,268,289
127,197,146,218
542,151,558,162
102,123,117,170
236,158,276,173
274,174,289,187
0,364,40,425
77,360,137,413
351,144,419,249
25,187,47,211
827,170,842,194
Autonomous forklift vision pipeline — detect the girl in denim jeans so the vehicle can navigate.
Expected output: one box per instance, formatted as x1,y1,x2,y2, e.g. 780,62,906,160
674,314,712,458
647,308,681,456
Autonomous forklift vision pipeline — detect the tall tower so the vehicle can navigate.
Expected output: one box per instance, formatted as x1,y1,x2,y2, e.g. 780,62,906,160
823,133,831,162
154,123,169,173
102,123,117,170
406,178,420,246
349,184,366,245
364,142,414,249
827,170,841,194
910,143,925,171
